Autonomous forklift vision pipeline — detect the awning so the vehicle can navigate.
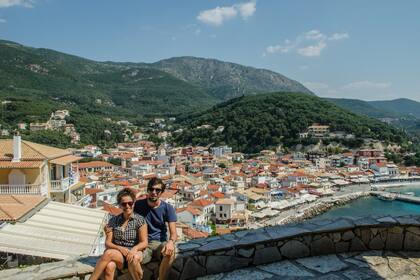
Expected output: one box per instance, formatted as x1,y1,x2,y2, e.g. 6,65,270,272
70,181,86,191
50,155,82,166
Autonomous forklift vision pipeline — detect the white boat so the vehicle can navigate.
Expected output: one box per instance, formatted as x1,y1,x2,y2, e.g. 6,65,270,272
404,192,415,196
378,193,397,201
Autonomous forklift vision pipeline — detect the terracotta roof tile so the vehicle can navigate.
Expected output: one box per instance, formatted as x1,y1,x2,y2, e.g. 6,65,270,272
0,195,45,221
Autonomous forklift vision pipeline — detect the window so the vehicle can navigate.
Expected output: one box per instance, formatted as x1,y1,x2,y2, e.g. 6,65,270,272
224,214,227,218
219,206,223,211
219,214,223,218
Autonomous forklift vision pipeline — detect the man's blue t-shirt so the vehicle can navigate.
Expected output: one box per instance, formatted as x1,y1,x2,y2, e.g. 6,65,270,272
134,199,177,242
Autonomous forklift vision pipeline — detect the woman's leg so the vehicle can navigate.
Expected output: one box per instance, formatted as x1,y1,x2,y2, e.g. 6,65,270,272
127,251,144,280
90,249,124,280
103,261,116,280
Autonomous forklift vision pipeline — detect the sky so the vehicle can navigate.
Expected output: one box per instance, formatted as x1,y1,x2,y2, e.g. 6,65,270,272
0,0,419,101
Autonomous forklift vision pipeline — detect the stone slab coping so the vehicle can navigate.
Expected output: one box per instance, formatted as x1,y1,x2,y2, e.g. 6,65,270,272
1,214,420,280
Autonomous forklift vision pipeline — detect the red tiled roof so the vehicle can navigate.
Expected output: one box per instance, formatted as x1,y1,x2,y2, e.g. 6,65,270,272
176,206,202,216
85,188,104,195
0,195,46,221
211,191,225,199
182,227,209,239
79,161,115,169
102,202,122,216
189,199,213,208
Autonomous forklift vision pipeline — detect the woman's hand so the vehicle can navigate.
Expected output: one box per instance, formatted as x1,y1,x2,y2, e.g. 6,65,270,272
119,247,129,257
126,248,138,263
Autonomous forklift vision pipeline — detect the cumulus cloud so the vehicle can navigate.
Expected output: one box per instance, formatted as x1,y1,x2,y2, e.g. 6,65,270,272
0,0,34,8
236,1,256,19
265,29,348,57
197,1,256,26
298,41,327,57
329,32,350,41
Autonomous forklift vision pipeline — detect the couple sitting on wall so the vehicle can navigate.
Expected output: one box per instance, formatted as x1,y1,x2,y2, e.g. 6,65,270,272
90,178,177,280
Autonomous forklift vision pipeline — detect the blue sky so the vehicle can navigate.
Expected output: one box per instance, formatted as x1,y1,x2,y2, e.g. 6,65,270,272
0,0,419,101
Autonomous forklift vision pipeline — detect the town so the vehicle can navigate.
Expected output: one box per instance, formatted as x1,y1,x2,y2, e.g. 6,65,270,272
1,117,420,260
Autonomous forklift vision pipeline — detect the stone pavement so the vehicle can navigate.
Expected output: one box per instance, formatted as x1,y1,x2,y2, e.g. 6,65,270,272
196,251,420,280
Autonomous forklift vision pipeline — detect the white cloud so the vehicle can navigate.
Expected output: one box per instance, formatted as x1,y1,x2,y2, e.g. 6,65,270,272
266,40,295,54
298,41,326,57
340,81,391,91
0,0,34,8
197,6,237,26
236,1,256,19
0,18,6,23
329,32,349,41
265,29,348,57
197,1,256,26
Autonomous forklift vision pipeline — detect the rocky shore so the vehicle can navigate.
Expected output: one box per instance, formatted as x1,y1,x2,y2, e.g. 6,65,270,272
280,191,371,224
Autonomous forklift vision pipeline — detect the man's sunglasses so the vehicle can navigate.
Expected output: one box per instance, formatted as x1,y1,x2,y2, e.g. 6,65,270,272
120,201,134,207
147,187,163,194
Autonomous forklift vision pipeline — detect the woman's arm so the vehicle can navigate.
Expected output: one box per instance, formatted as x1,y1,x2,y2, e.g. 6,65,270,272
132,223,148,252
104,225,130,256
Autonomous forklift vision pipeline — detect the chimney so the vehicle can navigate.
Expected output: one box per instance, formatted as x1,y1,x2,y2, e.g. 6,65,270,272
12,134,22,162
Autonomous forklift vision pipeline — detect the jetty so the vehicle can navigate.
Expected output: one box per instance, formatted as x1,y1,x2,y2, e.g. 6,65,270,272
371,191,420,204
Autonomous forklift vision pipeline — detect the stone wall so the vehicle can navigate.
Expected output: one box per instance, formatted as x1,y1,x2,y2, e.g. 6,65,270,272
2,215,420,280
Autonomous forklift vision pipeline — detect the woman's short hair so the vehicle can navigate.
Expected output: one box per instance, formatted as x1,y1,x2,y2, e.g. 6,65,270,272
116,188,136,204
147,177,166,192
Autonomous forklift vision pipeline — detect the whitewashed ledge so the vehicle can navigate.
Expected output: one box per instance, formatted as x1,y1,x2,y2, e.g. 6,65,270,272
2,215,420,280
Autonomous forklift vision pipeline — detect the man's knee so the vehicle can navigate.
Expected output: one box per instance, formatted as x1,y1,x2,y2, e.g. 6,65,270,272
134,253,142,263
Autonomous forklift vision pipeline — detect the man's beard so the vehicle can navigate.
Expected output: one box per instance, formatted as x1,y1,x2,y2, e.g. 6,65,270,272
148,196,158,203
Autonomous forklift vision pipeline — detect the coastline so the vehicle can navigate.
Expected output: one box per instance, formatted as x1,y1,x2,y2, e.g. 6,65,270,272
275,191,371,225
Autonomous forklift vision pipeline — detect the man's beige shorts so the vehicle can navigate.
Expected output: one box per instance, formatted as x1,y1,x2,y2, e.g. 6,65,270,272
142,240,176,264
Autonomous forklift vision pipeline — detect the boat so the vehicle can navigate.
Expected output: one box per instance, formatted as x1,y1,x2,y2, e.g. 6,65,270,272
377,193,397,201
404,192,415,196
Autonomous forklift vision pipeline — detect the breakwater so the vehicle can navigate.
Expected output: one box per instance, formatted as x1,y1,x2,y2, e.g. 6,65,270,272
280,191,370,224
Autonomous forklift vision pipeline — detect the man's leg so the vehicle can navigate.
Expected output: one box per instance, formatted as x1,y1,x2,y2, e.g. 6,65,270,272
158,251,175,280
155,242,176,280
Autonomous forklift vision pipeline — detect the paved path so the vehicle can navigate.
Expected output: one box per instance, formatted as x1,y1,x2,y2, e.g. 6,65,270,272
196,250,420,279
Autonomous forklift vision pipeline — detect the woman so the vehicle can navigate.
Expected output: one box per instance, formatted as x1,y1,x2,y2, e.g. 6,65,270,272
90,188,148,280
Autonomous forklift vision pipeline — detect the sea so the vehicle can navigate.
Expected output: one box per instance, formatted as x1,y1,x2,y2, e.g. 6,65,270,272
312,184,420,220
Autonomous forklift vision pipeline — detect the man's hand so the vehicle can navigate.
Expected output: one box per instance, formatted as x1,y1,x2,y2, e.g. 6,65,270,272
161,240,175,257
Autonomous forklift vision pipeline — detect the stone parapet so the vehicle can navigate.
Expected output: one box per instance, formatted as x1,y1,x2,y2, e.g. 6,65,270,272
2,215,420,279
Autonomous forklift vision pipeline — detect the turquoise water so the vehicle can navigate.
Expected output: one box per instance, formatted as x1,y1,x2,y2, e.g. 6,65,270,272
312,194,420,220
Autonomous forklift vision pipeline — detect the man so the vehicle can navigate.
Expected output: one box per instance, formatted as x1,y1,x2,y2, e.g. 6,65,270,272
134,177,177,280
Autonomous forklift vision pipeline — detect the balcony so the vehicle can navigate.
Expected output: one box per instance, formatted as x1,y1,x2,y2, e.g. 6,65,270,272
0,184,42,195
50,173,80,192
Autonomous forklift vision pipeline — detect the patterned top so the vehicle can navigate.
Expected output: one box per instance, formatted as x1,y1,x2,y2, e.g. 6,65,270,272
106,213,146,248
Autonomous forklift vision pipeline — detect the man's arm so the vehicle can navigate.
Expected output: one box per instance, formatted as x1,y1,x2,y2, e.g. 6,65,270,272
162,221,177,257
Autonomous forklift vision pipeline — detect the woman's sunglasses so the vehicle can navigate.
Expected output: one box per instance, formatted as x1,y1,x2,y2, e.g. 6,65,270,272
120,201,134,207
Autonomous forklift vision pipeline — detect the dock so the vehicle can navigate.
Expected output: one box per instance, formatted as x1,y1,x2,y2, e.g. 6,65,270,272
371,191,420,204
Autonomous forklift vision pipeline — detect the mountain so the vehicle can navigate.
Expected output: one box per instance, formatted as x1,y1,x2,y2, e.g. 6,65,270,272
326,97,420,142
369,98,420,119
151,56,312,101
0,39,215,118
173,92,407,153
325,98,402,119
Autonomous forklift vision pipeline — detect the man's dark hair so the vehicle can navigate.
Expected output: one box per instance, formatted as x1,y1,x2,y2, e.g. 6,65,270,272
147,177,166,192
117,188,136,204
